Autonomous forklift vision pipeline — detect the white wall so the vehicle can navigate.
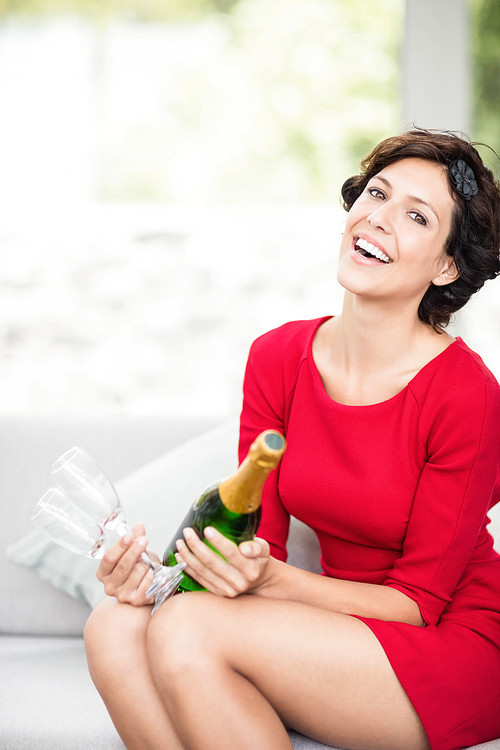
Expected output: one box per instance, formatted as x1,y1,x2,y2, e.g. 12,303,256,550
402,0,471,133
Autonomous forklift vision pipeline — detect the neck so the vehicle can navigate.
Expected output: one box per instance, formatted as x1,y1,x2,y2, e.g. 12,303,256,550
333,292,435,375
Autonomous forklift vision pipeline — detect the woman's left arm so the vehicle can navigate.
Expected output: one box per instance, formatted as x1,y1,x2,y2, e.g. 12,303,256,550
382,366,500,626
175,527,425,626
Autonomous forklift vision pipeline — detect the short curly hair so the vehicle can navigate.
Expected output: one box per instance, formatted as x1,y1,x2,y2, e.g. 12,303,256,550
341,129,500,329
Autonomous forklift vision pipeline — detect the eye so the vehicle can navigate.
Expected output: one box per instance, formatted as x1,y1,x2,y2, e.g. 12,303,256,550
408,211,427,226
368,187,385,200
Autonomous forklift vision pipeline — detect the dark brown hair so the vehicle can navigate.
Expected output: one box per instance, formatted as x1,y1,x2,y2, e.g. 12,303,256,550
341,129,500,329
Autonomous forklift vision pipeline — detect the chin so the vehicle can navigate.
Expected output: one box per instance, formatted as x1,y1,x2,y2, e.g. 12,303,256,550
336,268,388,305
336,262,366,296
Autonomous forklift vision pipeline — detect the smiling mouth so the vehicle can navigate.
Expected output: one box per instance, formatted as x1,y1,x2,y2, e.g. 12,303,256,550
354,237,392,264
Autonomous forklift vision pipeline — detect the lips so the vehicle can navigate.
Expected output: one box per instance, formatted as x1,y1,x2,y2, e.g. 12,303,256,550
354,237,392,264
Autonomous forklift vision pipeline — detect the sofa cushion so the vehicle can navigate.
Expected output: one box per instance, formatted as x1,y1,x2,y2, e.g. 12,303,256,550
0,636,126,750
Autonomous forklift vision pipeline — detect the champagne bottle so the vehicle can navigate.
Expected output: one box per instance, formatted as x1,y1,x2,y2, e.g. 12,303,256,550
162,429,286,593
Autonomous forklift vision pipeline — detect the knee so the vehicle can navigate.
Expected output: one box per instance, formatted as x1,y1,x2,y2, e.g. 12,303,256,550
84,597,150,688
146,593,221,689
84,597,121,662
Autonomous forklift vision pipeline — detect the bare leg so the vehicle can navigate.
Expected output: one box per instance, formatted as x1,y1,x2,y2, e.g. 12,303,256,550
84,597,185,750
146,592,429,750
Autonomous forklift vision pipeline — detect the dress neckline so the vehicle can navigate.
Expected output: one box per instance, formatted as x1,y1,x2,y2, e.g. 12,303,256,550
308,316,462,409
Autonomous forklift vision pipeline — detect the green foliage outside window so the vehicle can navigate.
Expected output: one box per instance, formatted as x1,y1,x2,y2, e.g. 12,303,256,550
471,0,500,173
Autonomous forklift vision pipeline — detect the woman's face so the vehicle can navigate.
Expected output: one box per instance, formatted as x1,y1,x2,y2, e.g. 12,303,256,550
337,157,458,309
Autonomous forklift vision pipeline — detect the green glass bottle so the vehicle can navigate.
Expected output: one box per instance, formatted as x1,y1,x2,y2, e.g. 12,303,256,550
162,429,286,593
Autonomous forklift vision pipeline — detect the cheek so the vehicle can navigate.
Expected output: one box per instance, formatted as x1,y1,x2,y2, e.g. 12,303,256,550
422,235,448,264
345,199,364,224
341,204,363,245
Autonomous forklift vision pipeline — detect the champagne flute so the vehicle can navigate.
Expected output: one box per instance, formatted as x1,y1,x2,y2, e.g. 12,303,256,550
47,446,186,610
31,487,106,559
31,486,183,609
50,446,130,536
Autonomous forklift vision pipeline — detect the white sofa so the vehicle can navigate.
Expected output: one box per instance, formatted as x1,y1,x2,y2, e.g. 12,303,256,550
2,414,500,750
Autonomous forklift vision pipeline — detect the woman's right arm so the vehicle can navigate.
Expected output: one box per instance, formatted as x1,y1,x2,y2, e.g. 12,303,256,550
239,327,297,561
96,523,155,606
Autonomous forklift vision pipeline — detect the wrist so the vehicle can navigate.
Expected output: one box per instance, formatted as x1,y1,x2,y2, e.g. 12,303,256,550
251,555,285,598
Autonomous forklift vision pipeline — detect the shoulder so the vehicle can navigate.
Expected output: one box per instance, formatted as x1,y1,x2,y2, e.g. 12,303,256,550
243,317,330,405
410,337,500,441
411,338,498,399
453,339,500,393
453,340,500,428
241,318,330,442
248,317,330,366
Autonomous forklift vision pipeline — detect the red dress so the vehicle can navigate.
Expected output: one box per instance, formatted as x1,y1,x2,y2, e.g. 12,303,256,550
239,317,500,750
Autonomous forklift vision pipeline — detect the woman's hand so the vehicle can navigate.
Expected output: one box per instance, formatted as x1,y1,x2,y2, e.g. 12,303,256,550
96,523,155,607
174,526,272,598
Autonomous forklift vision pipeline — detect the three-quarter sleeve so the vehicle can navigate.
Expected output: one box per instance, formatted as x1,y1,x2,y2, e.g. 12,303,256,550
384,358,500,626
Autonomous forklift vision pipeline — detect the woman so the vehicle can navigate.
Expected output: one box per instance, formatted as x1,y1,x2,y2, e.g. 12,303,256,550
84,129,500,750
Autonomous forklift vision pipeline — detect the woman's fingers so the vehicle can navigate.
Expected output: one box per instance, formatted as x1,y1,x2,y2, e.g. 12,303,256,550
238,536,270,559
97,528,154,604
175,527,270,597
203,528,269,569
97,534,147,582
121,564,155,606
131,522,146,538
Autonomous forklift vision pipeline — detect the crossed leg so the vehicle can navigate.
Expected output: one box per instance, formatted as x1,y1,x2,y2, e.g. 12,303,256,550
84,597,184,750
85,592,429,750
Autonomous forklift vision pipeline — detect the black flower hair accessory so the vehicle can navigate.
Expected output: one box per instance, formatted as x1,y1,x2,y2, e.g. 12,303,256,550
449,159,478,201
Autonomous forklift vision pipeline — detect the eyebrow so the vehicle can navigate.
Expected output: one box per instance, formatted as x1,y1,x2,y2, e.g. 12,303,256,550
372,175,440,222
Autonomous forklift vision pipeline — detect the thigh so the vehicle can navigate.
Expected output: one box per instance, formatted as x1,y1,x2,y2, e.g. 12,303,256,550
152,593,429,750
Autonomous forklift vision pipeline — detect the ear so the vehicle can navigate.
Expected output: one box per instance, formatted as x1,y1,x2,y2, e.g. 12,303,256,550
432,257,459,287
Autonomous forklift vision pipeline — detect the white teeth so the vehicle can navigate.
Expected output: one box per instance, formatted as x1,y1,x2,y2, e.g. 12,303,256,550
355,237,391,263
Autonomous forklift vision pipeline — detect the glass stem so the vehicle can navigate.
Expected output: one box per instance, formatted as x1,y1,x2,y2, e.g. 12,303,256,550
140,551,157,570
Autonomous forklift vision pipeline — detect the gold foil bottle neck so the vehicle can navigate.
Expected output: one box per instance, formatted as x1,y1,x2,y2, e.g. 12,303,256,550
248,430,286,468
219,429,286,514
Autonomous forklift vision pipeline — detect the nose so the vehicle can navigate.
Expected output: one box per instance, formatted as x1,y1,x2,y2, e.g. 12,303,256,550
367,202,392,233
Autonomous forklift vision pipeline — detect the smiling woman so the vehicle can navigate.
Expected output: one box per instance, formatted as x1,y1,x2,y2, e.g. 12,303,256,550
84,129,500,750
341,129,500,329
337,157,458,321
